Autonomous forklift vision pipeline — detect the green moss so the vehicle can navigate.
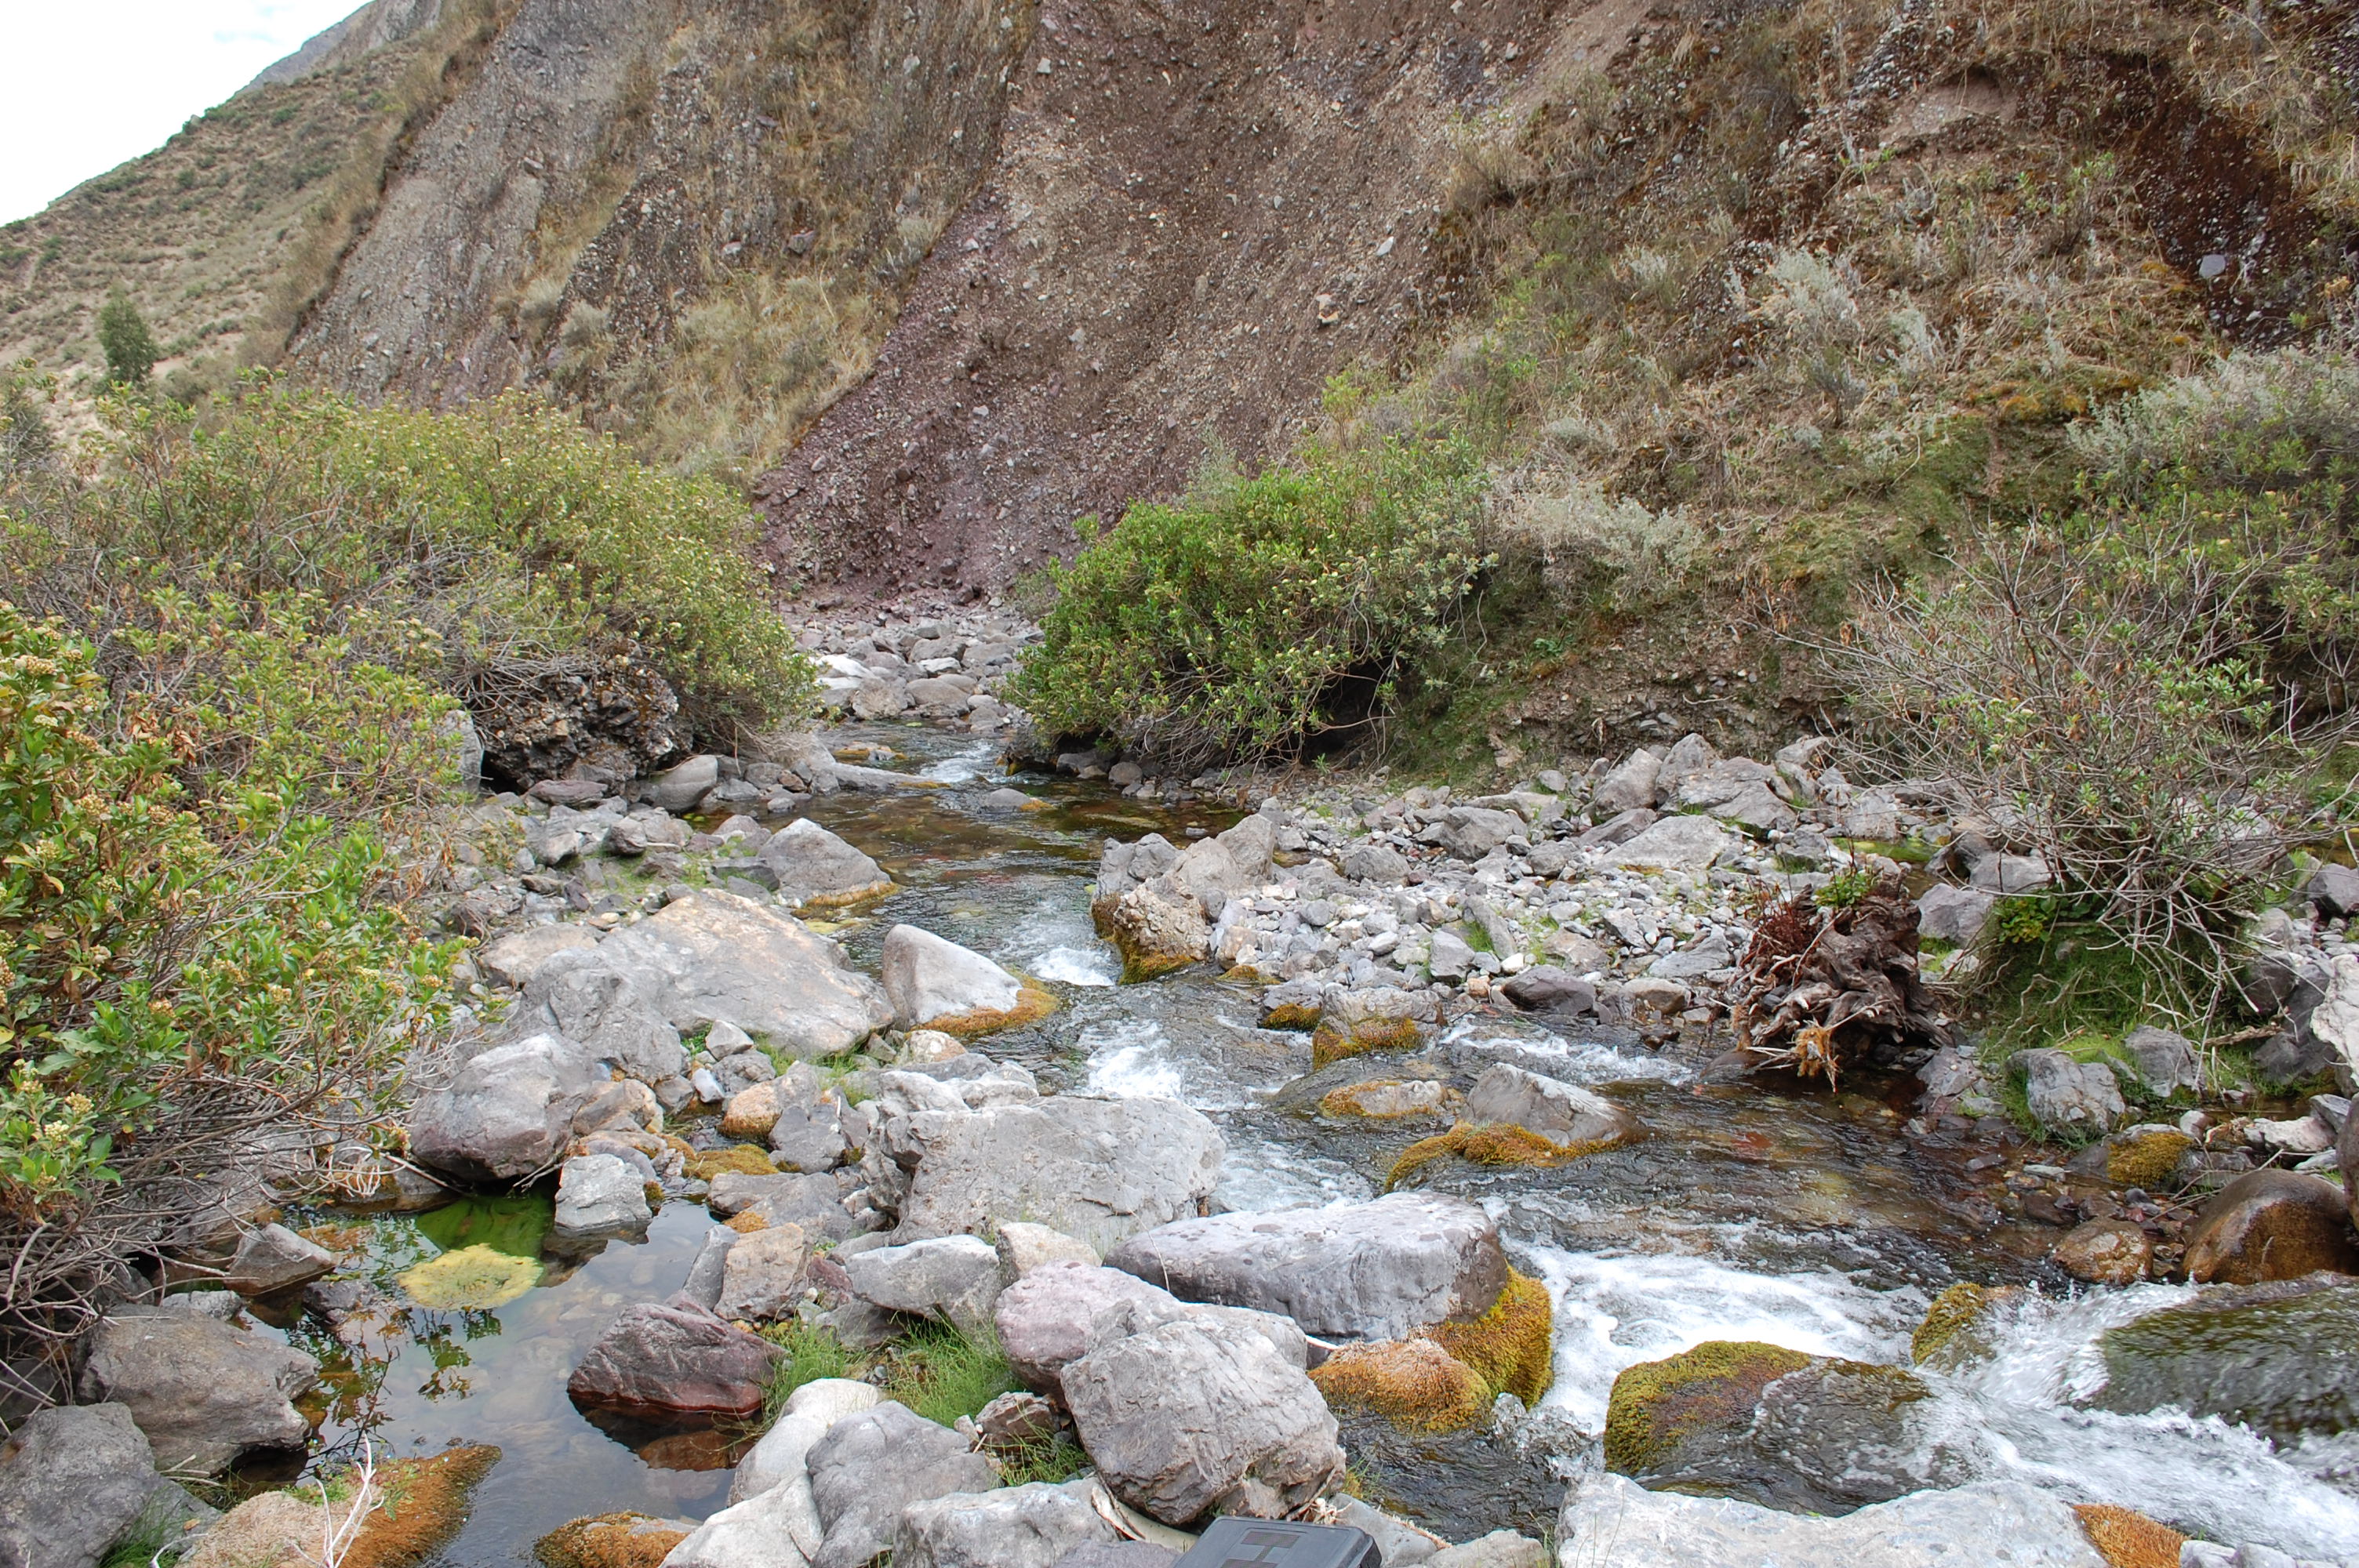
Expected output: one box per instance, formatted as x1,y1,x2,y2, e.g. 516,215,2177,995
686,1143,780,1182
413,1194,551,1259
1310,1015,1429,1070
397,1244,543,1311
758,1320,861,1418
1427,1270,1555,1408
1311,1338,1487,1432
1386,1121,1616,1189
2105,1128,2195,1188
1602,1341,1812,1475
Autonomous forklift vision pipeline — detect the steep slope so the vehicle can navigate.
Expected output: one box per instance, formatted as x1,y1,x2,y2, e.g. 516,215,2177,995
753,0,1602,592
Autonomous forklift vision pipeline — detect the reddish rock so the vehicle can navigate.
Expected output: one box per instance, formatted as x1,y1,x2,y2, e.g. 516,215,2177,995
2052,1221,2153,1287
566,1296,783,1418
2183,1170,2359,1285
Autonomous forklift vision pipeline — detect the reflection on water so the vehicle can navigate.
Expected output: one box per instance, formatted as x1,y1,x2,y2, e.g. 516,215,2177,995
263,722,2359,1560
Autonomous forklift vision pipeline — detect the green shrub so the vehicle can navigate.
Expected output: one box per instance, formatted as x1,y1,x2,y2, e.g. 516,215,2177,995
1012,437,1488,766
759,1319,861,1416
75,383,813,746
96,289,159,387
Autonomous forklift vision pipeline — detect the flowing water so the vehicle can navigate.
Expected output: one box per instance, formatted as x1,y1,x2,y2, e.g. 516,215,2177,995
250,724,2359,1563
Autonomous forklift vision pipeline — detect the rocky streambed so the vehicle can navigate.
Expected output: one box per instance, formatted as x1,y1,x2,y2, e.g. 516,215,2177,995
36,713,2359,1568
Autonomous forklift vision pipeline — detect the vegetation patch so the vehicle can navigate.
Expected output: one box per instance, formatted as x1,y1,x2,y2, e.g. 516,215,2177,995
685,1144,778,1182
918,978,1061,1040
758,1319,861,1416
1310,1016,1430,1071
340,1446,503,1568
1602,1341,1812,1475
876,1322,1020,1428
1386,1123,1616,1189
533,1513,690,1568
2074,1504,2188,1568
1427,1269,1555,1410
397,1246,543,1311
1311,1338,1487,1432
1909,1282,2026,1371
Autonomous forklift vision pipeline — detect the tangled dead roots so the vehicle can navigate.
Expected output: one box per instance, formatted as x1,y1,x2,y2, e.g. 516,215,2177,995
1729,882,1950,1084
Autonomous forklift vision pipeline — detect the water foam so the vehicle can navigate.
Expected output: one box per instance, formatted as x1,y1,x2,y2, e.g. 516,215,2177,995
922,741,1001,784
1029,945,1116,986
1214,1139,1378,1213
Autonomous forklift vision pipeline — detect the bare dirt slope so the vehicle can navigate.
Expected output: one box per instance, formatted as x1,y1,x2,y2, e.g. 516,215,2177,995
754,0,1599,593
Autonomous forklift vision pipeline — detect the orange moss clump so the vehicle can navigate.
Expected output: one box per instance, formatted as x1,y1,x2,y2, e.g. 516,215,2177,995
1428,1269,1554,1408
1310,1015,1427,1069
2074,1505,2187,1568
1386,1122,1613,1189
724,1210,769,1234
344,1446,501,1568
534,1513,692,1568
1311,1338,1485,1431
685,1144,776,1182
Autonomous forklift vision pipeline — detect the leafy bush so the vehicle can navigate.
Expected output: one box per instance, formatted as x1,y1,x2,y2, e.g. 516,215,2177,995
1491,472,1703,612
1012,437,1488,766
72,384,812,744
96,290,159,388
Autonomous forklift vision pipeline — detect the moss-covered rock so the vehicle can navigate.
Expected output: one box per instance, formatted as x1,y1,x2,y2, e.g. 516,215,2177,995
1910,1281,2024,1371
1310,1338,1486,1432
534,1513,692,1568
1310,1013,1431,1069
2073,1504,2186,1568
1602,1341,1812,1476
1428,1269,1554,1408
1386,1122,1614,1189
1319,1079,1448,1120
2070,1126,2195,1189
2096,1274,2359,1436
684,1143,776,1182
919,978,1061,1038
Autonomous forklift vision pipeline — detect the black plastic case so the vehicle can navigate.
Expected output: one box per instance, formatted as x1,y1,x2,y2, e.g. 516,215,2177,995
1171,1517,1383,1568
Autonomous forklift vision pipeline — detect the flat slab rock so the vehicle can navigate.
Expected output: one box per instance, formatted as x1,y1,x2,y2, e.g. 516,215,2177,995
1103,1192,1507,1341
588,891,893,1058
1558,1472,2107,1566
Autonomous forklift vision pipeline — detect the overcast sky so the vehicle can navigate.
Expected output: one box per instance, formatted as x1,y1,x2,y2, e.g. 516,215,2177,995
2,1,363,225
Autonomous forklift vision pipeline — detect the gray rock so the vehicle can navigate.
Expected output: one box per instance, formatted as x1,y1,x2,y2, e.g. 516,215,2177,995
1061,1303,1343,1526
894,1479,1121,1568
2014,1048,2127,1132
407,1031,603,1181
589,891,894,1058
718,1048,779,1095
0,1403,165,1568
1428,928,1476,982
1464,1063,1633,1146
882,924,1023,1028
2309,865,2359,919
716,1225,811,1322
1107,882,1212,975
565,1297,783,1417
1103,1192,1508,1341
1426,1533,1547,1568
997,1223,1101,1276
1339,843,1409,885
1609,815,1733,873
1591,750,1662,815
526,956,687,1083
1970,853,2052,894
995,1261,1174,1390
806,1403,1001,1568
756,820,894,908
1649,932,1732,980
892,1095,1223,1255
1709,782,1800,836
2097,1276,2359,1437
663,1467,825,1568
1916,884,1997,946
770,1100,851,1174
841,1235,1005,1334
1558,1473,2106,1566
554,1153,652,1234
1050,1546,1180,1568
648,753,722,812
608,811,692,855
1428,808,1523,861
2122,1026,2203,1098
728,1377,880,1505
681,1228,737,1312
1334,1497,1445,1563
78,1313,318,1474
478,924,601,989
1842,790,1903,842
1496,966,1597,1014
1576,808,1657,849
1655,733,1722,802
219,1223,335,1296
979,787,1034,812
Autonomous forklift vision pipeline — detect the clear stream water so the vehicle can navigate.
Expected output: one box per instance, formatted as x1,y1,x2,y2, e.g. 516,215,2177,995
248,724,2359,1563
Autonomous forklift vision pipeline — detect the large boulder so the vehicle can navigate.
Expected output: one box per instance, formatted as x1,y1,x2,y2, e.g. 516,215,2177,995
565,1297,783,1417
478,924,601,989
1608,815,1731,873
587,892,894,1058
891,1096,1223,1255
1558,1473,2106,1566
408,1032,604,1181
0,1403,175,1568
662,1467,823,1568
77,1312,318,1474
2182,1170,2359,1284
893,1479,1122,1568
2096,1274,2359,1436
647,754,722,811
755,820,895,909
805,1403,1001,1568
710,1171,862,1241
840,1235,1005,1335
1591,750,1662,815
881,926,1028,1032
729,1377,881,1504
1463,1064,1633,1148
1914,884,1996,947
1060,1301,1344,1526
1427,807,1523,861
525,957,686,1083
716,1225,812,1323
1107,883,1211,982
2013,1048,2127,1134
993,1261,1310,1394
1310,986,1440,1069
1103,1193,1507,1341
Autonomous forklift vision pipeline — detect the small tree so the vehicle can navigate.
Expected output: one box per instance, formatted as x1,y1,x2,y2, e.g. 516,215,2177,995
96,287,158,387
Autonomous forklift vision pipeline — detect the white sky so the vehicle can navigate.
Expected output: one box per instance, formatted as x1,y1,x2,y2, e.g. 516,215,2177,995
2,2,365,225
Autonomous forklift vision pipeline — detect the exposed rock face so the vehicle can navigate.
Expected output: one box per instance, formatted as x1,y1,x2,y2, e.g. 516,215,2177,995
757,821,896,909
408,1032,604,1181
888,1094,1223,1254
554,1153,653,1234
220,1223,337,1296
805,1403,1001,1568
840,1235,1005,1334
716,1225,812,1323
1557,1473,2108,1566
586,892,894,1057
881,924,1026,1029
1103,1193,1507,1341
1463,1063,1633,1147
77,1313,318,1475
565,1298,783,1417
0,1403,171,1568
525,958,687,1084
995,1261,1172,1391
2183,1170,2359,1284
892,1479,1122,1568
1060,1301,1343,1526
